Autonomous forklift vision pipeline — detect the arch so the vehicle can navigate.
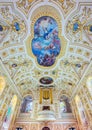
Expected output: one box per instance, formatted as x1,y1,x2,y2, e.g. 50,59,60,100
58,90,71,99
42,127,50,130
2,95,17,129
0,76,6,95
20,95,33,113
23,93,34,100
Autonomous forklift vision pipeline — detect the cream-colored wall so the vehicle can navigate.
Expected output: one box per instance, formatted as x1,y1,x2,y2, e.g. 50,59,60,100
0,76,21,130
71,85,92,130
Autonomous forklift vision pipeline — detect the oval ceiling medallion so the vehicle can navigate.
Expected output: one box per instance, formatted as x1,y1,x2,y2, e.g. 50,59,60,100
40,77,53,85
32,16,61,67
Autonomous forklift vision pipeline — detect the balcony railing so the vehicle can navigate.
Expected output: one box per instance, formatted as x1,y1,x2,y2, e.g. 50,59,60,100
61,113,74,119
37,110,56,121
15,112,76,123
16,112,33,122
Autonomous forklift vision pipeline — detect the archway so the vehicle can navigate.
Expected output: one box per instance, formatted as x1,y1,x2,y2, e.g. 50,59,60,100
42,127,50,130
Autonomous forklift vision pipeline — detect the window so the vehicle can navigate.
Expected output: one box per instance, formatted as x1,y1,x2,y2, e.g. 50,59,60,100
20,96,33,113
86,76,92,95
60,101,66,112
2,95,17,129
0,76,5,95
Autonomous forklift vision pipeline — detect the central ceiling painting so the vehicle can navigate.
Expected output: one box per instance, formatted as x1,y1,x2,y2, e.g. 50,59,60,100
32,16,61,67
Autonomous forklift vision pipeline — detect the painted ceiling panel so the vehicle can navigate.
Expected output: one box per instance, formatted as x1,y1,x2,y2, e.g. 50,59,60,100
0,0,92,99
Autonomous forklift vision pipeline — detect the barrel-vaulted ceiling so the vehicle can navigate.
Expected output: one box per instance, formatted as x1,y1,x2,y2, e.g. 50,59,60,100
0,0,92,99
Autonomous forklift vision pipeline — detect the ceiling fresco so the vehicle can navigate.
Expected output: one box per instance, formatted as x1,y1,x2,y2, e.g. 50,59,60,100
0,0,92,99
39,77,53,85
32,16,61,66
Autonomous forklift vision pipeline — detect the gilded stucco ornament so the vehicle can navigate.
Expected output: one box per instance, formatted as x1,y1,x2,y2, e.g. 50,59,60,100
0,4,26,48
0,21,9,46
3,55,34,77
66,4,92,46
64,4,92,82
49,0,76,18
83,22,92,45
60,56,90,78
16,0,43,16
58,58,91,97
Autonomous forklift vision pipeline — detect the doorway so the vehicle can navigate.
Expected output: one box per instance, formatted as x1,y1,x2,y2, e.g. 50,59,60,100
42,127,50,130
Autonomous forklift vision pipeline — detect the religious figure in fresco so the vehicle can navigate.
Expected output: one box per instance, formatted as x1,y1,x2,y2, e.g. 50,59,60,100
40,77,53,84
32,16,61,67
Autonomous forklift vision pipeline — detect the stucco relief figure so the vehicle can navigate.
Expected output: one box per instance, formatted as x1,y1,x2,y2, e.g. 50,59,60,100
32,16,61,67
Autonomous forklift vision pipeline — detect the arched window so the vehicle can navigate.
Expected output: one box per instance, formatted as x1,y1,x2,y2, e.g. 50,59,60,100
2,95,17,129
60,95,72,113
86,76,92,96
20,96,33,113
0,76,5,95
75,95,88,126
